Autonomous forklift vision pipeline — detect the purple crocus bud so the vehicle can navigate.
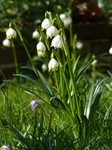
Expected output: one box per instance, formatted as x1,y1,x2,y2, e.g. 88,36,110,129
29,100,40,111
1,144,9,149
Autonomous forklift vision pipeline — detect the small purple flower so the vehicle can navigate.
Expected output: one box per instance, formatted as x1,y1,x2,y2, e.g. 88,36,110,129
1,144,9,149
29,100,40,111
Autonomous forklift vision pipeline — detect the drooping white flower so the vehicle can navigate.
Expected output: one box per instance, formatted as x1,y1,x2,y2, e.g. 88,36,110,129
6,28,17,39
48,58,59,71
109,47,112,55
32,30,40,39
36,42,46,57
63,17,72,28
2,39,11,47
76,41,83,50
38,51,46,57
46,26,58,38
51,35,62,49
41,64,47,72
41,18,52,30
92,59,97,66
59,13,66,22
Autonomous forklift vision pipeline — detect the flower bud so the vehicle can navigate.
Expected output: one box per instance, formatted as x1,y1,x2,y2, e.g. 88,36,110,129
29,100,40,111
32,30,40,39
6,28,17,39
2,39,11,47
48,58,59,71
51,35,62,49
46,26,58,38
41,18,52,30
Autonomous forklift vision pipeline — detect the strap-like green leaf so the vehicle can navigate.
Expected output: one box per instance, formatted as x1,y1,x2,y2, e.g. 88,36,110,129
84,84,95,119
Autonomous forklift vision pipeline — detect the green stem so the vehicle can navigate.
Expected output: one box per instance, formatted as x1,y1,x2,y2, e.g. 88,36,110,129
13,23,38,76
59,66,63,98
11,40,19,74
54,71,60,97
61,67,74,117
70,24,73,49
61,33,80,116
72,34,77,65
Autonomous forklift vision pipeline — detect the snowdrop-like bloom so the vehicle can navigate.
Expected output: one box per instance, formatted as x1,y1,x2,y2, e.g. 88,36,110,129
36,42,46,57
59,13,66,22
109,47,112,54
76,41,83,50
6,28,17,39
63,17,72,28
32,30,40,39
37,51,45,57
1,144,9,149
92,59,97,66
2,39,11,47
51,35,62,49
29,100,40,111
41,18,52,30
48,58,59,71
46,26,58,38
41,64,47,72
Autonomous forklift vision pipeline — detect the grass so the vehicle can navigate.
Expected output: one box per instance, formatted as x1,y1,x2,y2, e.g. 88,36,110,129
0,70,112,149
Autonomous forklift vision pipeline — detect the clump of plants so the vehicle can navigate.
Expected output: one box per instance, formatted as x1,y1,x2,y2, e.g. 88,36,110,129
0,11,112,149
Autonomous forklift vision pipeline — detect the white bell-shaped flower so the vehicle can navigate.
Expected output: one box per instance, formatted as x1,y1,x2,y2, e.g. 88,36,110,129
32,30,40,39
41,18,52,30
63,17,72,28
51,35,62,49
92,59,97,66
46,26,58,38
36,42,46,57
48,58,59,71
59,13,66,22
37,51,46,57
109,47,112,55
6,28,17,39
76,41,83,50
2,39,11,47
41,64,47,72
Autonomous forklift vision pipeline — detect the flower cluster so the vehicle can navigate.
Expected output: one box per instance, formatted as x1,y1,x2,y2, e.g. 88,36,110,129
59,13,72,28
2,28,17,48
35,16,64,72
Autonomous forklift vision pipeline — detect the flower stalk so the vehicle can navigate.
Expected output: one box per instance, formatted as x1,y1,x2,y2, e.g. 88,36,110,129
11,39,19,74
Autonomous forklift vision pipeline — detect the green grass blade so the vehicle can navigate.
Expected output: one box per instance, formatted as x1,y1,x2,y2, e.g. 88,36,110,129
89,91,102,122
8,125,34,150
14,74,45,91
84,84,95,119
4,80,49,104
37,69,54,96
